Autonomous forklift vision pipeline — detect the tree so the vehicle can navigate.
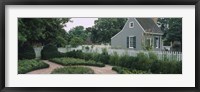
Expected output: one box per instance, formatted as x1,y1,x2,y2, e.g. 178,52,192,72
69,37,84,47
68,26,88,41
18,18,70,47
89,18,127,43
157,18,182,51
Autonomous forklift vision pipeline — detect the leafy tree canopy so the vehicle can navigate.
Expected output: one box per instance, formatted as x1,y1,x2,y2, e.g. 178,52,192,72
18,18,70,47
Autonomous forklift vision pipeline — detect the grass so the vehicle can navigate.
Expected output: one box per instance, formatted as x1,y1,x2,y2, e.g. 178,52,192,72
49,57,105,67
112,66,150,74
18,59,49,74
51,66,94,74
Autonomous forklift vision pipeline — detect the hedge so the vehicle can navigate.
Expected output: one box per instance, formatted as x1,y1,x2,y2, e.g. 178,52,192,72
18,45,35,59
51,66,94,74
18,59,49,74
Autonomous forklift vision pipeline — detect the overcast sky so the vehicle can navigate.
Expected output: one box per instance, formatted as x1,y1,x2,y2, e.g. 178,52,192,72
64,18,98,32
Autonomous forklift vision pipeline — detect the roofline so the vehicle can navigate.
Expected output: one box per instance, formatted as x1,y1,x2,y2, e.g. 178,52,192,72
144,32,163,35
135,18,146,33
111,18,163,39
111,18,129,39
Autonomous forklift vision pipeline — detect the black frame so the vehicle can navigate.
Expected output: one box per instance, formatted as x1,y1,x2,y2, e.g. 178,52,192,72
0,0,199,92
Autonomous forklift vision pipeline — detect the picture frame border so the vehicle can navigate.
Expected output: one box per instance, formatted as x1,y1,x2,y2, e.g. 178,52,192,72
0,0,199,92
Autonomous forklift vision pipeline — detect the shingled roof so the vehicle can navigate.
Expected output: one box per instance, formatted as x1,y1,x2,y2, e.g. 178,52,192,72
136,18,163,34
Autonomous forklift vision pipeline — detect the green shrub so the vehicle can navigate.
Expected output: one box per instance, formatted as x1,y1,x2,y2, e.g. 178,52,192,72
91,52,101,62
99,48,110,64
134,52,152,71
148,52,158,61
83,53,93,61
112,66,150,74
119,54,136,69
69,37,84,47
51,66,94,74
109,52,120,66
66,50,84,59
18,59,49,74
18,44,35,59
41,44,63,59
50,57,105,67
151,60,182,74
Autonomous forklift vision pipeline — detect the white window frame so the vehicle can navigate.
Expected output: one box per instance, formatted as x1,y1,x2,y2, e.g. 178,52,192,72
129,36,135,48
154,36,160,48
129,22,134,28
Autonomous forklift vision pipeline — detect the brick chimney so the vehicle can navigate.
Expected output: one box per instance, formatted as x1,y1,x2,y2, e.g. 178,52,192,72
152,18,158,24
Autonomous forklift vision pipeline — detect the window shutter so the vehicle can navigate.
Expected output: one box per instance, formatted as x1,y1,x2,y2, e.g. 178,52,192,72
127,37,129,48
154,37,156,48
158,37,160,48
133,36,136,48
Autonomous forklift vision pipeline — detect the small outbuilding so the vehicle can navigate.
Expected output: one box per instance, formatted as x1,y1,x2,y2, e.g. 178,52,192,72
111,18,163,50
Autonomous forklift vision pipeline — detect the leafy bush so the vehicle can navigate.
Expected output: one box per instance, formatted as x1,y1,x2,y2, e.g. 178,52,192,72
109,52,120,66
66,50,84,59
18,59,49,74
133,52,152,71
41,44,64,59
50,57,105,67
112,66,150,74
151,60,182,74
18,44,35,59
51,66,94,74
69,37,84,47
99,48,110,64
119,54,136,68
148,52,158,61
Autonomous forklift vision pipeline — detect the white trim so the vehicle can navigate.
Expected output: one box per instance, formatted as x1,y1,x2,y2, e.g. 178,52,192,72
154,36,160,48
129,22,134,28
111,18,129,39
128,36,135,48
111,18,163,40
134,18,146,33
144,32,163,35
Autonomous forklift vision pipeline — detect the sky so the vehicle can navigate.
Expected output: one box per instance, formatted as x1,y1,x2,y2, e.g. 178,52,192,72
64,18,98,32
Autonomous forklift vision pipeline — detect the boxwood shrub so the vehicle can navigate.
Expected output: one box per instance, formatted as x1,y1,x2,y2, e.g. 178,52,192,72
18,59,49,74
50,57,105,67
41,44,65,59
51,66,94,74
18,44,36,60
112,66,150,74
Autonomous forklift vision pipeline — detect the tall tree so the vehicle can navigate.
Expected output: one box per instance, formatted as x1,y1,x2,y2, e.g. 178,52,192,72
18,18,70,47
157,18,182,51
89,18,127,43
157,18,182,43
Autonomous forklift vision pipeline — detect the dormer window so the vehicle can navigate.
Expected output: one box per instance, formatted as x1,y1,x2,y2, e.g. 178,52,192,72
129,22,134,28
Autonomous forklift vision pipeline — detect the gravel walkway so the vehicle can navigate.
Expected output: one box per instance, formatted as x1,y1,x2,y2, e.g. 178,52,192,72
27,60,117,74
27,60,63,74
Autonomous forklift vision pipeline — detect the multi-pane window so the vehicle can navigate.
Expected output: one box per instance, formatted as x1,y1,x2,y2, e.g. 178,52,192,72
128,36,136,48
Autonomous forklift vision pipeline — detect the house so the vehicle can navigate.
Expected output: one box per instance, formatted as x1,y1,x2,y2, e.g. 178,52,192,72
111,18,163,51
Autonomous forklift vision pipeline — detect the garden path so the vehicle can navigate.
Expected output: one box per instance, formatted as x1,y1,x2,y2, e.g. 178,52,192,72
27,60,117,74
27,60,64,74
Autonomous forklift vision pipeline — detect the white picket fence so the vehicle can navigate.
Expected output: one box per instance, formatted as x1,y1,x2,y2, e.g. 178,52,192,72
34,45,182,61
81,48,182,61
